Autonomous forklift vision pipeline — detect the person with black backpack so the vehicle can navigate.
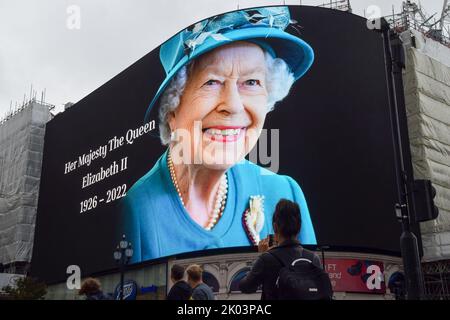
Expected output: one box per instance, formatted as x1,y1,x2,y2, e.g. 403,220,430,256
239,199,333,300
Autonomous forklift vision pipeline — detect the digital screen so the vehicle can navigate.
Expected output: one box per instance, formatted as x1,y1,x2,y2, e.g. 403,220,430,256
31,5,402,283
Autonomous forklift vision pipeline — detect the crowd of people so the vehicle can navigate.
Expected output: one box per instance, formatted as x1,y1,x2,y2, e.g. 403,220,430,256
167,199,332,300
79,199,332,301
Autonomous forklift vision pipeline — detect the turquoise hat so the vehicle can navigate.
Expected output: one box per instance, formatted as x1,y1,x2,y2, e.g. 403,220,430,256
144,6,314,122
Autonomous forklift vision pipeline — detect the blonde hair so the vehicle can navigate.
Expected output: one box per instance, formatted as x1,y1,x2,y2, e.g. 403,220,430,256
186,264,203,282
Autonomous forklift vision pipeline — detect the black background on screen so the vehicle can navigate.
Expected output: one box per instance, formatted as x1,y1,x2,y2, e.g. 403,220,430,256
31,6,402,283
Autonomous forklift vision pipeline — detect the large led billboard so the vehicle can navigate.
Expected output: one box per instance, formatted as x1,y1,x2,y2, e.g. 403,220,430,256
31,5,406,283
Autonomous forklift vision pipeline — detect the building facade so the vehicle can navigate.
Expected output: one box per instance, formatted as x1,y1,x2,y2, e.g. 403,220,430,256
402,29,450,299
0,100,53,276
45,249,403,300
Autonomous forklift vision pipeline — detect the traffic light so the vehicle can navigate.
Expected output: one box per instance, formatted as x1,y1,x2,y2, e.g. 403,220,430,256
413,179,439,222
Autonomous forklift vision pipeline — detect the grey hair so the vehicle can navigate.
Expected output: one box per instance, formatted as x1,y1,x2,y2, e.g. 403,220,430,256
158,51,295,145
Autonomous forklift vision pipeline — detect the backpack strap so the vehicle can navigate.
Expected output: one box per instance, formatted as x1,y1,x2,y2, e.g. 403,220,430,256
268,251,285,297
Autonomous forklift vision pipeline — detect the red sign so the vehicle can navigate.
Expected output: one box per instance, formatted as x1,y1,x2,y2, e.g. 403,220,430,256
325,259,386,294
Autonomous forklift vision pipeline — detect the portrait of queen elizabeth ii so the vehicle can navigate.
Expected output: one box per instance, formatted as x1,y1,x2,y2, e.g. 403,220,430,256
121,6,317,263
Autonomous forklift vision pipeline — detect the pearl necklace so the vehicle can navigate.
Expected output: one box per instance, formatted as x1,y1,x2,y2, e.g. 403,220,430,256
167,152,228,231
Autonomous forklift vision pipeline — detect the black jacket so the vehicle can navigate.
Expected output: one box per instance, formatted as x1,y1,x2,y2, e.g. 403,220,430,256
167,280,192,300
239,239,322,300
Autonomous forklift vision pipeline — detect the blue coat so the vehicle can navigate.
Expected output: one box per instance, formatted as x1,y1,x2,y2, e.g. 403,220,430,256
121,150,316,263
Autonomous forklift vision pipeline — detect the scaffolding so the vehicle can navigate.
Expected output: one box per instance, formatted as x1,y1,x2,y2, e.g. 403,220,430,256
1,87,55,126
423,261,450,300
439,0,450,41
398,3,450,300
0,96,53,273
318,0,352,13
385,0,450,47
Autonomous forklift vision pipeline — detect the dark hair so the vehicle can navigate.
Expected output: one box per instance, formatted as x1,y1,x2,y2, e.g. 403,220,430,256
272,199,301,238
78,278,101,296
171,264,185,281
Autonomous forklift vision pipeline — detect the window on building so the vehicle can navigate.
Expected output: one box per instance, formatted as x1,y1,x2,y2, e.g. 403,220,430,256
229,267,252,293
202,271,219,293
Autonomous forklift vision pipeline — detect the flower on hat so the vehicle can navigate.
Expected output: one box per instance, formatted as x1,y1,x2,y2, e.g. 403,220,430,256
182,7,295,55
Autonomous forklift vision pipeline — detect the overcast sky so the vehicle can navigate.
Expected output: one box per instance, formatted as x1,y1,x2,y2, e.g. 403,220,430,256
0,0,445,116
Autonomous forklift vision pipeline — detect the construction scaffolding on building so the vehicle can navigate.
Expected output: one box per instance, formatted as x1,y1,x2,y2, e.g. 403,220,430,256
422,260,450,300
318,0,352,13
0,96,54,275
399,17,450,299
319,0,450,300
385,0,450,47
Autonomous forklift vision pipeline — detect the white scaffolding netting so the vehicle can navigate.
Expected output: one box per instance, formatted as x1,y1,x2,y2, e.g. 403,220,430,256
0,102,52,265
403,30,450,261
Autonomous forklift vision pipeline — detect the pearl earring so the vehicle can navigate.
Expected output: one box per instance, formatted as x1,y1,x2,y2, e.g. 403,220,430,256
170,130,176,142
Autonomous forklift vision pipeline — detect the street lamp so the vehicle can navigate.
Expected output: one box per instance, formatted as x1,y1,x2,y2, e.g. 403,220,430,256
113,234,133,300
318,246,330,271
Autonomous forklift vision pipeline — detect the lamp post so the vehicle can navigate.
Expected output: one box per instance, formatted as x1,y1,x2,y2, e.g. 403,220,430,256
113,234,133,300
319,246,330,271
381,22,425,299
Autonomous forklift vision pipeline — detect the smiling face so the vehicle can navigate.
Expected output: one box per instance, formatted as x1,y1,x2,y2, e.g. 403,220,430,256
168,41,269,170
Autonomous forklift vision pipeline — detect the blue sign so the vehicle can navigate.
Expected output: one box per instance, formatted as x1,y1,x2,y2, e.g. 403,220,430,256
114,280,138,300
141,285,158,294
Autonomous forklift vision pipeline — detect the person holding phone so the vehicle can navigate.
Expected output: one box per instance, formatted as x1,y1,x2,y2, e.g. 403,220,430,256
239,199,322,300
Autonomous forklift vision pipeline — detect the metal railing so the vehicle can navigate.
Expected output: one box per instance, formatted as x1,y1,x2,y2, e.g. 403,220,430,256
422,260,450,300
